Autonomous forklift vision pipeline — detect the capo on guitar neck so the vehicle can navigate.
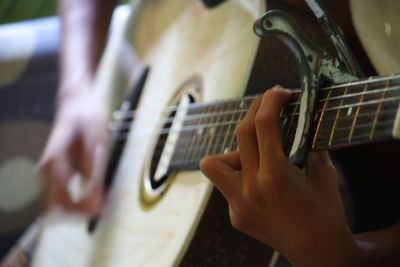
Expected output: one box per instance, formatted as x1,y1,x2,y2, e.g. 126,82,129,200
253,0,363,165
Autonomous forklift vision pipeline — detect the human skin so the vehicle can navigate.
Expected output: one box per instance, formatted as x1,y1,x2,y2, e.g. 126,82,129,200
200,87,400,266
38,0,117,216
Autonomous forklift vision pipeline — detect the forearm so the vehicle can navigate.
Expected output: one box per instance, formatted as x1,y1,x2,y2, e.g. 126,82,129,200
58,0,117,100
353,223,400,266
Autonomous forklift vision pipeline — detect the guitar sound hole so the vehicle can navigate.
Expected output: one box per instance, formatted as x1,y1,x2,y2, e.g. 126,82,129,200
148,108,176,189
149,94,195,190
139,76,202,210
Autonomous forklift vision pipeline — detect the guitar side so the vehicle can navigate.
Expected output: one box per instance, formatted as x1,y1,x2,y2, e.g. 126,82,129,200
32,1,267,266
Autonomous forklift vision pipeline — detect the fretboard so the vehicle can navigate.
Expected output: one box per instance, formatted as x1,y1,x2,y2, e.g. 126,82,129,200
168,74,400,170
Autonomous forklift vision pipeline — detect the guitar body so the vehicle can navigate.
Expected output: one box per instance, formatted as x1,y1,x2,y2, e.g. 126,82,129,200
33,1,269,266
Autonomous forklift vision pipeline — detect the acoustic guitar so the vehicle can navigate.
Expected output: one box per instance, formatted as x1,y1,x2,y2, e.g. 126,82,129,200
11,0,400,266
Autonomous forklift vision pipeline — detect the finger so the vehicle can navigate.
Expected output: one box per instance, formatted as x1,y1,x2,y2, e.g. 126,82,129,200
307,152,338,192
43,156,75,211
78,182,103,217
38,123,74,170
200,152,241,200
255,86,291,162
80,118,107,179
235,96,262,173
41,154,98,215
82,143,107,216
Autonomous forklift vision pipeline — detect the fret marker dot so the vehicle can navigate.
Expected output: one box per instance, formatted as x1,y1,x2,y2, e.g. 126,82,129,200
239,101,244,108
210,127,216,135
347,106,353,116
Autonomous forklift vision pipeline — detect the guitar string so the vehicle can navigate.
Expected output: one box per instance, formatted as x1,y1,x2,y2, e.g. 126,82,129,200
110,75,400,168
125,115,396,161
171,124,396,166
115,107,398,142
168,129,395,168
166,116,395,150
302,84,400,105
111,85,400,132
111,96,400,139
113,74,400,120
145,114,396,167
134,96,397,165
315,119,394,135
370,79,391,139
158,120,394,163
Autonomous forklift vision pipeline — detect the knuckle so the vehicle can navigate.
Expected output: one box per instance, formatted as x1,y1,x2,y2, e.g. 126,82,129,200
242,183,262,204
254,110,274,128
199,156,215,174
265,88,281,99
235,119,254,138
258,166,284,191
254,110,269,126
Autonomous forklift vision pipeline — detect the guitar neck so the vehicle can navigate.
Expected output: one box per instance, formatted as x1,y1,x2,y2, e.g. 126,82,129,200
169,73,400,170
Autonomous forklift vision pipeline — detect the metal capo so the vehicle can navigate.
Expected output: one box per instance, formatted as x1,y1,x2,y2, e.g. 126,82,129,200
253,0,364,165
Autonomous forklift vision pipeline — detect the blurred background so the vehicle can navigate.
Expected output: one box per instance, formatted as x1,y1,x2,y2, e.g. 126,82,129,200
0,0,60,260
0,0,57,24
0,0,58,260
0,1,131,262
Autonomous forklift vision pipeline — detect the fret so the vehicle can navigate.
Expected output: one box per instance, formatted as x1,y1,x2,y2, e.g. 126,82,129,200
328,86,349,146
209,101,233,155
348,78,398,144
282,92,303,155
183,104,208,168
317,119,394,138
220,100,240,154
330,84,364,144
370,77,392,139
311,87,332,149
283,91,300,149
326,83,361,147
228,98,251,152
314,77,400,148
168,111,190,169
171,123,195,166
319,129,394,148
348,83,369,143
190,104,214,167
201,102,225,159
317,84,400,103
315,82,366,147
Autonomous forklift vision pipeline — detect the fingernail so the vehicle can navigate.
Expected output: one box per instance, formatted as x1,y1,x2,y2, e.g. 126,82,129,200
271,85,292,94
271,85,283,90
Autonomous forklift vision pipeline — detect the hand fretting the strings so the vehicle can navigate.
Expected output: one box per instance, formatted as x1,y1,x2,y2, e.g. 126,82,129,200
109,73,400,171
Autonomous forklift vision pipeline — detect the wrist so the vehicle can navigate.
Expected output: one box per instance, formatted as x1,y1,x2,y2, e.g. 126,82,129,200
57,75,93,106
